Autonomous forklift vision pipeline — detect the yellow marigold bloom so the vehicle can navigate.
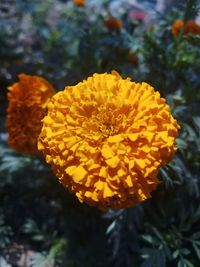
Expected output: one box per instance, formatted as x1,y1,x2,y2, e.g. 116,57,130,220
74,0,85,6
6,74,55,155
38,71,180,210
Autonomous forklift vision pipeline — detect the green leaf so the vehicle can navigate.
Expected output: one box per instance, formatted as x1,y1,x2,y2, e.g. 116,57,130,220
28,252,55,267
178,258,185,267
180,248,190,256
173,250,179,259
32,235,44,241
192,242,200,259
183,259,194,267
142,235,155,244
106,220,116,235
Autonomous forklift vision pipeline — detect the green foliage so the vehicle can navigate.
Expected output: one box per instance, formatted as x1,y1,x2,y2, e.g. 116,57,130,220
0,210,13,249
0,0,200,266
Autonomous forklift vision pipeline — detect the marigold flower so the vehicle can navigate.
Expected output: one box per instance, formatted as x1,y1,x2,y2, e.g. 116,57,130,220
6,74,55,155
172,20,200,36
38,71,180,210
104,17,123,30
172,20,183,36
185,20,200,35
74,0,85,6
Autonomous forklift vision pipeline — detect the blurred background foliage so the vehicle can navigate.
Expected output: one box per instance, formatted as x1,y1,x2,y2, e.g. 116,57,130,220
0,0,200,266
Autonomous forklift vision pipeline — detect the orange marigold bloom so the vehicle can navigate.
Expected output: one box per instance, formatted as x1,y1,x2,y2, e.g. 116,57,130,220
172,20,183,36
185,20,200,35
74,0,85,6
38,71,180,210
104,17,123,30
6,74,55,155
172,20,200,36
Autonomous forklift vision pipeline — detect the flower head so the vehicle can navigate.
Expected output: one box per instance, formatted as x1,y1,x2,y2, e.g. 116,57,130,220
6,74,55,155
104,17,123,30
172,20,200,36
185,21,200,35
74,0,85,6
38,71,180,210
172,20,183,36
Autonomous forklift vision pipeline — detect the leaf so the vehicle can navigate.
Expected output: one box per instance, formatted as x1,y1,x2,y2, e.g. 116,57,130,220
180,248,190,256
141,248,155,259
28,252,54,267
160,168,173,186
0,147,31,173
176,138,188,150
183,123,197,140
178,258,185,267
193,116,200,127
32,235,44,241
192,242,200,259
173,250,179,259
142,235,155,245
22,219,40,234
183,259,194,267
151,227,164,241
106,220,116,235
141,256,155,267
49,239,67,258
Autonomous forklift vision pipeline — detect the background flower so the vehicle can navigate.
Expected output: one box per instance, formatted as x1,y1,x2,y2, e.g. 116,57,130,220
104,17,123,30
172,20,200,36
6,74,55,155
74,0,85,7
38,71,180,210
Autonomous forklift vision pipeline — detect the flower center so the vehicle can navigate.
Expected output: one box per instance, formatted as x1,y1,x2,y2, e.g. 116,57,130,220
99,123,116,136
97,106,116,136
